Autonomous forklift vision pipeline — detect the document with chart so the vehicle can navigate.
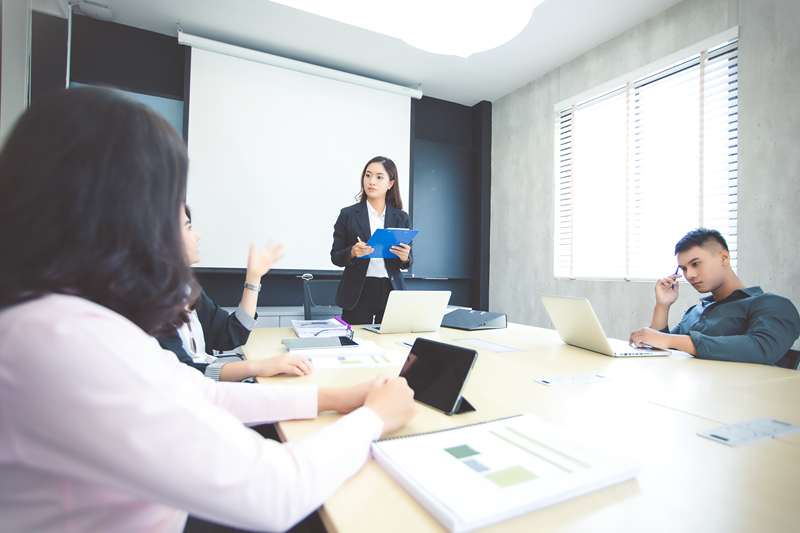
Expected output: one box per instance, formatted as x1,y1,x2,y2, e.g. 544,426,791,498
371,414,638,533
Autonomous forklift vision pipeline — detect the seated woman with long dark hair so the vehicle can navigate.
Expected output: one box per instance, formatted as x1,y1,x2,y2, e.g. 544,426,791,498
160,204,312,382
0,87,416,532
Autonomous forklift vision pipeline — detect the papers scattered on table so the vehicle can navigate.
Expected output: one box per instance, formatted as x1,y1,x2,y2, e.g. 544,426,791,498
312,351,407,369
288,338,385,359
534,374,611,387
372,414,638,533
697,418,800,446
291,318,349,338
455,338,521,353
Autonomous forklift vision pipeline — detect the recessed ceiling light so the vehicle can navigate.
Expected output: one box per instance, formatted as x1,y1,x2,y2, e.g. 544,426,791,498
271,0,544,58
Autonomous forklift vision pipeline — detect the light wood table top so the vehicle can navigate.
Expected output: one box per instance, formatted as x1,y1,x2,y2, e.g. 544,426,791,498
242,324,800,533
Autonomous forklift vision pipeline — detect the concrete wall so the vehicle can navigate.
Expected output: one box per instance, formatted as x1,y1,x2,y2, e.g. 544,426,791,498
0,0,30,145
490,0,800,349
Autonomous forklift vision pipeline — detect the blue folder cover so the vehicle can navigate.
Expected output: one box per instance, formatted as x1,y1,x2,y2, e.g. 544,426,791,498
363,228,419,259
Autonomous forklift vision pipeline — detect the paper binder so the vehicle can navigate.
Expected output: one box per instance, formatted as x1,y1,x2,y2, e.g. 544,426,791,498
441,309,507,331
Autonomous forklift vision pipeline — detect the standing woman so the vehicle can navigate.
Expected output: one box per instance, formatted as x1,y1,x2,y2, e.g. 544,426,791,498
331,156,412,325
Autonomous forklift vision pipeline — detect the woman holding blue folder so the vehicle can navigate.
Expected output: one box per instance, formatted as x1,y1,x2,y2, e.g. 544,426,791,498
331,156,412,325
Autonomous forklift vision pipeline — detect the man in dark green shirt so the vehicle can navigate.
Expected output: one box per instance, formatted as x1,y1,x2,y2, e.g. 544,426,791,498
629,228,800,365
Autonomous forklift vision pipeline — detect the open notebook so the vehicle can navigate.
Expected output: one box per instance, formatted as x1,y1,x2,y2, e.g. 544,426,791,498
372,414,638,533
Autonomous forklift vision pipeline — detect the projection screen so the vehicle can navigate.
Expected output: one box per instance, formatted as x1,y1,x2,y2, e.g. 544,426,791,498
185,45,412,272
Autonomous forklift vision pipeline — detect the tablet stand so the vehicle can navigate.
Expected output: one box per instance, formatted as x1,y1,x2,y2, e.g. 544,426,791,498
454,397,475,414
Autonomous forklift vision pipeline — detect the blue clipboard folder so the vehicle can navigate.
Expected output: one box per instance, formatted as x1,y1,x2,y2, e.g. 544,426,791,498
363,228,419,259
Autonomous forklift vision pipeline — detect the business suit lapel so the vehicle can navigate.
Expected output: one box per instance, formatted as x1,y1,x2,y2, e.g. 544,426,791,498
384,205,400,229
354,200,371,239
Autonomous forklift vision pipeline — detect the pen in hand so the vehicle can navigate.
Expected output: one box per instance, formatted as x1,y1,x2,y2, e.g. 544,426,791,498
670,266,680,290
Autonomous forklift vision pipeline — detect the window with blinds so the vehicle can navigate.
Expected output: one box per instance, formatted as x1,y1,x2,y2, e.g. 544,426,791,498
554,39,738,280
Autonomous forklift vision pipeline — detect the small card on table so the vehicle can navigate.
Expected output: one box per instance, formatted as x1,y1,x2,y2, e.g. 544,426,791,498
697,418,800,446
534,374,610,386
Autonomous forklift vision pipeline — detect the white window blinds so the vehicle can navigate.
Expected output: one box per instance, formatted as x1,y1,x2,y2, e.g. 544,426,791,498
554,39,738,280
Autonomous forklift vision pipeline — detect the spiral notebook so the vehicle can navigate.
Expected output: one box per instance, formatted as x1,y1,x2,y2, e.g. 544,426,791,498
371,414,638,533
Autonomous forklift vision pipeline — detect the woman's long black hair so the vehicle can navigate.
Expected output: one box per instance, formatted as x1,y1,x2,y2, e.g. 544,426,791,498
357,156,403,210
0,87,193,335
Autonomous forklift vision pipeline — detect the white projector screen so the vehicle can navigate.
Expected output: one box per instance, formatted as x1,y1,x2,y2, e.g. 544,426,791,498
186,47,411,271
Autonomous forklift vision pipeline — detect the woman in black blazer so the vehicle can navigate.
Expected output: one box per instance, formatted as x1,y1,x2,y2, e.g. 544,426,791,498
331,156,413,325
158,206,313,381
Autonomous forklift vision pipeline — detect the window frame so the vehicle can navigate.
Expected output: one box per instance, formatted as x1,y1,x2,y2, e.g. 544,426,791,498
552,28,739,282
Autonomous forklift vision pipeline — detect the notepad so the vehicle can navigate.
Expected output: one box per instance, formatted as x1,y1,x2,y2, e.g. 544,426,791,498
372,414,638,533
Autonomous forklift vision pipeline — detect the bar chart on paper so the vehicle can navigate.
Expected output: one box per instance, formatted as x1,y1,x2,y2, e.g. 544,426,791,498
372,415,638,533
443,425,593,489
311,352,407,369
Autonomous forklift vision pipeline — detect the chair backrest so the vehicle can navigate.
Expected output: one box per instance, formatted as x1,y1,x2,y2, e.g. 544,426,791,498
302,279,342,320
775,348,800,370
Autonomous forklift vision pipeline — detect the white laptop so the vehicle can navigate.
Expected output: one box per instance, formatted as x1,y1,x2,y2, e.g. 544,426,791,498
540,295,670,357
363,290,451,334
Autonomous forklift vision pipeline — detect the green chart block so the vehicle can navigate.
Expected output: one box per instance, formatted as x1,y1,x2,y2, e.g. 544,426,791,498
445,445,480,459
340,360,361,365
484,466,538,488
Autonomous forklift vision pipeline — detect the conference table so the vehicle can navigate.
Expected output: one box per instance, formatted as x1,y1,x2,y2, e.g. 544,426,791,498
242,323,800,533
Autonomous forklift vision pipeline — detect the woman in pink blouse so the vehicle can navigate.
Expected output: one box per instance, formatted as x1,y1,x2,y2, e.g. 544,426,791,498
0,87,416,533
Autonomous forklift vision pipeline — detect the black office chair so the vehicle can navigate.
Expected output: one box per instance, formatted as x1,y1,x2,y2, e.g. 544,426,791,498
775,349,800,370
302,278,343,321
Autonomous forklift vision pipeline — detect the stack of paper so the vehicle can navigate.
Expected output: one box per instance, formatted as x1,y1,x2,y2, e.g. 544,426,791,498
291,318,349,338
288,339,385,359
372,414,638,533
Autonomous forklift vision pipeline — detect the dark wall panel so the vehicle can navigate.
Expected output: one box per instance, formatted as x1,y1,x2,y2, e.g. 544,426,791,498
195,270,316,308
471,101,492,311
70,15,184,99
414,96,473,148
31,11,68,103
412,140,475,279
406,278,471,307
32,12,184,100
194,272,472,309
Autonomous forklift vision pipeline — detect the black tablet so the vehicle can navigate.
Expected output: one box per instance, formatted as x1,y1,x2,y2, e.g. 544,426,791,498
399,338,478,416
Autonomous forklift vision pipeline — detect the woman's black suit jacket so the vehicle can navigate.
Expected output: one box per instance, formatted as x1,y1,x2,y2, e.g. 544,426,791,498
157,289,252,374
330,199,413,311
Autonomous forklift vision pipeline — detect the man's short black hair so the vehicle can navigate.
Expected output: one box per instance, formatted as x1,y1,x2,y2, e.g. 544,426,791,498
674,228,729,255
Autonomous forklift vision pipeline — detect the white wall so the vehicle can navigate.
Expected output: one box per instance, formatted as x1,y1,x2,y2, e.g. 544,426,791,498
490,0,800,349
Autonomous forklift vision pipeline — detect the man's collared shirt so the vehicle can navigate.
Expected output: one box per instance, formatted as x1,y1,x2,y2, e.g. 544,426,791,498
663,286,800,365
